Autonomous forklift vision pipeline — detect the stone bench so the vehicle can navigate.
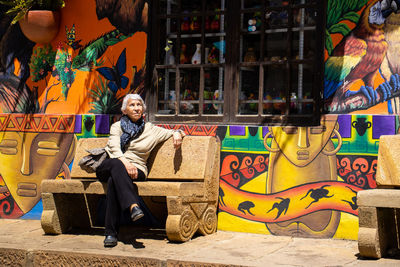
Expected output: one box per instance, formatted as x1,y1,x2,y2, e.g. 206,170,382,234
41,135,220,242
358,135,400,258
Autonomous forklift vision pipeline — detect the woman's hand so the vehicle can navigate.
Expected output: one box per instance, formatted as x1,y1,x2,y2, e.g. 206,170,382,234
173,130,186,149
119,157,138,179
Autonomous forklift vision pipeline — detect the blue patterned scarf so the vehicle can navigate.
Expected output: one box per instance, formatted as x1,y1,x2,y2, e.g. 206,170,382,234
120,115,145,152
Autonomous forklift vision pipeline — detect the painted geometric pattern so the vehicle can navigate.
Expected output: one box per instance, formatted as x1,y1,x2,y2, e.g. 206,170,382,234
0,114,75,133
157,124,218,136
72,117,219,137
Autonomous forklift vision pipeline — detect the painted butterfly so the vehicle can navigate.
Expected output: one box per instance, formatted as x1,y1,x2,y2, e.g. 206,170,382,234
65,24,82,50
96,48,129,93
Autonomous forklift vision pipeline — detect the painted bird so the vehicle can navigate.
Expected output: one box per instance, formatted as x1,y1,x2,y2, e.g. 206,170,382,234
324,0,400,112
380,12,400,113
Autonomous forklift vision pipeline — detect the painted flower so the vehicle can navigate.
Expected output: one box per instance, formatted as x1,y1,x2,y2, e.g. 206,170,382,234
64,67,69,73
39,69,44,75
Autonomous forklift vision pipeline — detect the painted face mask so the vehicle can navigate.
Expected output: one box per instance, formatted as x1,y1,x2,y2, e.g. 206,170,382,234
0,115,76,216
264,116,342,238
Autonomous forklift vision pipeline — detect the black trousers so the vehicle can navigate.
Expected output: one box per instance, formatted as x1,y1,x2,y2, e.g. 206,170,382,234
96,158,145,236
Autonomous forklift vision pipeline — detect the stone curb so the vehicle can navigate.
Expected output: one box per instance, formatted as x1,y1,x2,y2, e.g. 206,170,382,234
0,248,246,267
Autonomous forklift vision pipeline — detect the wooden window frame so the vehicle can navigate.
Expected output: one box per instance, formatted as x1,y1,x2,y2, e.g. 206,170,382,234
146,0,326,126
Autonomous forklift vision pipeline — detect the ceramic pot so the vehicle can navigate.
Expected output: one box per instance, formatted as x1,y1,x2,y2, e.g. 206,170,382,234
19,10,60,44
191,44,201,64
352,117,371,136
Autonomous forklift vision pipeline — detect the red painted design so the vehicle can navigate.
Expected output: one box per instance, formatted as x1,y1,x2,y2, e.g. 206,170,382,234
337,155,377,189
0,175,23,219
0,114,75,133
158,124,217,136
220,154,269,188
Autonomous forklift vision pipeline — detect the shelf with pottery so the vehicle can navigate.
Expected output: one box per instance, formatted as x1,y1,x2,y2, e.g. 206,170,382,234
156,63,225,68
239,57,314,66
167,32,226,39
240,28,313,64
158,100,224,104
240,34,313,51
161,41,225,66
241,25,316,35
239,98,313,104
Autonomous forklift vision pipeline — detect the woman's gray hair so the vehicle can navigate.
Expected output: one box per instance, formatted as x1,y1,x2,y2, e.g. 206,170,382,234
121,94,146,112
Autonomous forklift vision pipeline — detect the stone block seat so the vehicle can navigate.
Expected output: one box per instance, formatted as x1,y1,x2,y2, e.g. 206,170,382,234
358,135,400,258
41,136,220,242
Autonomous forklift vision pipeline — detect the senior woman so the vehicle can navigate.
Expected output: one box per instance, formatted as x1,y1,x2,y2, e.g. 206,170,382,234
96,94,185,247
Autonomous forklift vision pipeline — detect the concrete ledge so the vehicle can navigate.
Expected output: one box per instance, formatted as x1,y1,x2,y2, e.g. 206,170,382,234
357,189,400,208
166,259,246,267
0,248,243,267
3,219,400,266
33,250,161,267
0,248,28,266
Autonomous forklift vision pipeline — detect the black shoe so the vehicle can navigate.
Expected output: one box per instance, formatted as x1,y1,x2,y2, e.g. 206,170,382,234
130,205,144,222
104,235,118,247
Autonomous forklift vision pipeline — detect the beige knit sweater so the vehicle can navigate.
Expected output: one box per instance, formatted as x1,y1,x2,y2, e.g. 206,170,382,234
105,121,174,177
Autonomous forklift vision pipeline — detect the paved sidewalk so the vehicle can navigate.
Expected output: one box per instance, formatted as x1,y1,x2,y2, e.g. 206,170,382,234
0,219,399,266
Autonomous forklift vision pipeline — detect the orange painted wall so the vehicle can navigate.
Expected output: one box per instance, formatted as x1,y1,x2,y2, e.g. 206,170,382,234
3,0,147,114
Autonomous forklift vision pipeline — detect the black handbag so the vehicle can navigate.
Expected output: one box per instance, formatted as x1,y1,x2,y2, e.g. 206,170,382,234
78,148,108,173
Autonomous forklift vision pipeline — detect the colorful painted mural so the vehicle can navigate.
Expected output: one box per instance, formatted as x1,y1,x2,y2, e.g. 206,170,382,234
0,0,148,114
0,0,399,242
4,0,400,116
0,114,76,218
0,111,395,241
216,114,397,240
0,0,149,219
324,0,400,114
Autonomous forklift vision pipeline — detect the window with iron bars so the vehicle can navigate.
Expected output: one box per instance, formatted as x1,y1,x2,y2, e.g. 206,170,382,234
147,0,325,126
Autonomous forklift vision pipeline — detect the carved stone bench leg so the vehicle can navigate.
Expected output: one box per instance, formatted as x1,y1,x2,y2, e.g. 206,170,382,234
41,193,69,234
358,206,400,259
165,196,199,242
166,209,199,242
197,205,217,236
358,206,382,258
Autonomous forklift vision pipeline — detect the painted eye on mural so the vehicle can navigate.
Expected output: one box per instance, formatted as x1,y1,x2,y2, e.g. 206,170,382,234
36,141,60,156
0,139,18,155
310,126,326,134
282,127,297,134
